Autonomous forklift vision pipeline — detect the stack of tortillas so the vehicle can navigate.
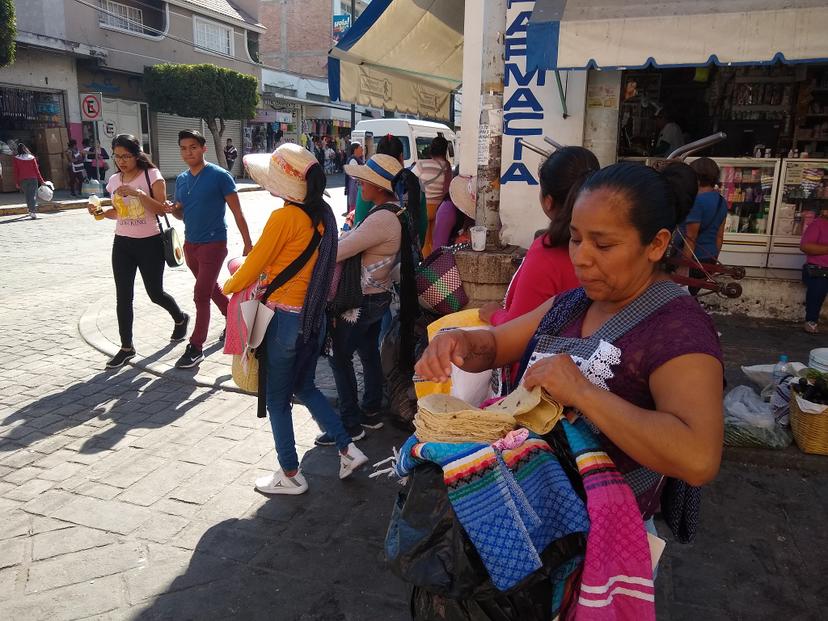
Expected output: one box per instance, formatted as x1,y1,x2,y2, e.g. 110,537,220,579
414,385,564,443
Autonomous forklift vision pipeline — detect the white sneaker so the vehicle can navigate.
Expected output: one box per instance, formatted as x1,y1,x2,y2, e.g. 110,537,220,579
255,469,308,495
339,443,368,480
804,321,819,334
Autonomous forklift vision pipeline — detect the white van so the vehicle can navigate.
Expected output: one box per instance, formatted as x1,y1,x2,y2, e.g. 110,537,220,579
350,119,456,169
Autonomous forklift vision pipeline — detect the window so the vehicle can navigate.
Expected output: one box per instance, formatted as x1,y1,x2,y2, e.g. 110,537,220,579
416,137,433,160
306,93,331,103
194,17,234,56
265,85,297,97
394,136,411,160
98,0,144,34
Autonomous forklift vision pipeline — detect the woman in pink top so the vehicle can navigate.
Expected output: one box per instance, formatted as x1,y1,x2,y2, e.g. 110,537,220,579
479,146,600,326
12,143,45,220
800,206,828,334
87,134,188,369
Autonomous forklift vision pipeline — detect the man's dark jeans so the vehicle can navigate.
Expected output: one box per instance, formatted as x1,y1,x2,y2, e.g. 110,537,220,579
328,292,391,431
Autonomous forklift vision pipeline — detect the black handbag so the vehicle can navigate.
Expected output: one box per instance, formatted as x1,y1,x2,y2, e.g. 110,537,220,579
156,213,185,267
144,170,184,268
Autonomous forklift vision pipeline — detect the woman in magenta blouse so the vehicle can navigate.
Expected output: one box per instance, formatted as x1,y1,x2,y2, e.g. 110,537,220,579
801,206,828,334
479,147,600,326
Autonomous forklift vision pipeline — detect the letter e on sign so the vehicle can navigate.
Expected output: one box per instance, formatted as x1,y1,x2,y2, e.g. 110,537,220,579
80,93,103,121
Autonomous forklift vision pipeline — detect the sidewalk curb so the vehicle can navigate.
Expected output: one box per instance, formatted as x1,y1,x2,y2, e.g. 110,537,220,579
78,298,249,395
1,184,262,217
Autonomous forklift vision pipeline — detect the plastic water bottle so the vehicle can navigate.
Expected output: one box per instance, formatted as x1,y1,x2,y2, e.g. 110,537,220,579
89,194,104,221
773,355,789,386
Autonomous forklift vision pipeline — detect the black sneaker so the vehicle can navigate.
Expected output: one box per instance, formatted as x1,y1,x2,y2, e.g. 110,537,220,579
175,344,203,369
106,348,135,369
170,313,190,342
360,411,384,430
314,432,337,447
314,427,365,446
218,328,226,343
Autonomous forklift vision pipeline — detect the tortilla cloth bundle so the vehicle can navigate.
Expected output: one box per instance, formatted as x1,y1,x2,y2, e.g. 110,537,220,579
414,386,564,443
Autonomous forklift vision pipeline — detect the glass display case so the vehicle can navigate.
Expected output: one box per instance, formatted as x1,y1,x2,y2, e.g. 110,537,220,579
768,159,828,269
712,158,781,268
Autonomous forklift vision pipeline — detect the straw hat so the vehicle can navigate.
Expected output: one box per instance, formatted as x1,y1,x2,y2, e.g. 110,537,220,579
243,143,319,204
344,154,402,192
449,175,477,219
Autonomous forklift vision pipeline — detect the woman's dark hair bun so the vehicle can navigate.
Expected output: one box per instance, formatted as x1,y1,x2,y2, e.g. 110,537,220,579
659,161,698,228
578,161,698,245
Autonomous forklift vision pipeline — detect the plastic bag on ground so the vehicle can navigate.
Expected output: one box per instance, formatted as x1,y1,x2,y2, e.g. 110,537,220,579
741,363,807,392
723,386,793,449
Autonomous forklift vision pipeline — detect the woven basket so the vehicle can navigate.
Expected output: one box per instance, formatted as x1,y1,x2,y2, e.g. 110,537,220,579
790,390,828,455
231,352,258,393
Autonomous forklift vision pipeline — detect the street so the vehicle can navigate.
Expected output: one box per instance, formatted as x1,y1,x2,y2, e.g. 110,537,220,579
0,183,826,620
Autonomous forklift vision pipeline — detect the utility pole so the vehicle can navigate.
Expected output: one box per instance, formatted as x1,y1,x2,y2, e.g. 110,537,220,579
349,0,356,133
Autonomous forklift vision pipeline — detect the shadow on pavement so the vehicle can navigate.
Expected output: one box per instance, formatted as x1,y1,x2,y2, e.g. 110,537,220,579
0,366,217,454
134,432,411,621
0,215,36,225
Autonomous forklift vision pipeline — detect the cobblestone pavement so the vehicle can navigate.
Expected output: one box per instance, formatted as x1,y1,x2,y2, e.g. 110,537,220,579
0,182,826,620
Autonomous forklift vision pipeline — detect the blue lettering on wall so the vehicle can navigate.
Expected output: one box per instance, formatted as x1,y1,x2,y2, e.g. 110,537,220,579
501,162,538,185
505,63,547,87
504,87,543,112
505,11,532,36
502,1,544,188
503,112,544,136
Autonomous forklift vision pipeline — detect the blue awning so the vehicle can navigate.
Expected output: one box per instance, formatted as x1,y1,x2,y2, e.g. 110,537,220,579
527,0,828,71
328,0,463,120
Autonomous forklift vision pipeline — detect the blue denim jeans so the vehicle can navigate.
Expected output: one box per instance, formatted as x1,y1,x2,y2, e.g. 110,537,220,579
803,265,828,323
265,309,351,471
328,292,391,430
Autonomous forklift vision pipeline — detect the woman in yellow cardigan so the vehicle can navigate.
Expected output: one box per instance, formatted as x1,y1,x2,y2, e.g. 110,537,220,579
224,144,368,496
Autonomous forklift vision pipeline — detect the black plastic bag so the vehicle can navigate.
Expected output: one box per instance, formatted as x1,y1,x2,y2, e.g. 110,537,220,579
387,464,585,620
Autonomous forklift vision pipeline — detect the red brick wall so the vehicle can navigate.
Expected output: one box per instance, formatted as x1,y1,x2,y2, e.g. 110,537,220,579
259,1,282,58
259,0,333,78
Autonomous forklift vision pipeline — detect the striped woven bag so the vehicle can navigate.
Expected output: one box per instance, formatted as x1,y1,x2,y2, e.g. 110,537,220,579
415,243,470,315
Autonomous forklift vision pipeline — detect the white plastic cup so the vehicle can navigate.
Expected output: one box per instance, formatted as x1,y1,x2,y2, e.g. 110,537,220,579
470,225,487,251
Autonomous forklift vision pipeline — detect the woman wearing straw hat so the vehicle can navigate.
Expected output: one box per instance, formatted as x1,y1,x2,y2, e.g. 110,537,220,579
431,172,476,249
318,153,419,442
223,143,368,495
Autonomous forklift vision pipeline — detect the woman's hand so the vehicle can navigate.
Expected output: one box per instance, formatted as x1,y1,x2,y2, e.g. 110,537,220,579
522,354,598,408
478,302,502,324
115,185,139,198
414,330,471,383
86,202,98,216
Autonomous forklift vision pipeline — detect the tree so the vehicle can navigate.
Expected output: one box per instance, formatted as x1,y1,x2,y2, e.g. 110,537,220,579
144,64,258,168
0,0,16,68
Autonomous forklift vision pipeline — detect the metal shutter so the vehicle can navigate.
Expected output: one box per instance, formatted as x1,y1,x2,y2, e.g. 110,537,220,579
154,113,202,179
155,114,242,178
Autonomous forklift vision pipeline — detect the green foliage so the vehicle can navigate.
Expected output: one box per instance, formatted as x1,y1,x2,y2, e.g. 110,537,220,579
144,64,259,121
0,0,16,68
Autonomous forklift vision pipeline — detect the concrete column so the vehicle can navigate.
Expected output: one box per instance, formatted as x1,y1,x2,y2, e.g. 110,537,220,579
458,0,508,240
583,70,622,167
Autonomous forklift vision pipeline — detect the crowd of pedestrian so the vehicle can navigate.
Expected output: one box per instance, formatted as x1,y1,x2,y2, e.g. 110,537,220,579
78,128,827,617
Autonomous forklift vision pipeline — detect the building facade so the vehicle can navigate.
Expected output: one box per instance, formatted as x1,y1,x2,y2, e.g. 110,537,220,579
259,0,369,78
2,0,264,183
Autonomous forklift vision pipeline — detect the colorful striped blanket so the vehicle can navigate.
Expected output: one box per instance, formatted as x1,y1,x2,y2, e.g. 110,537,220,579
396,435,590,592
561,418,656,620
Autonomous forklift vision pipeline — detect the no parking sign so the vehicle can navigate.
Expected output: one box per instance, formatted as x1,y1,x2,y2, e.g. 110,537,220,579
80,93,103,121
